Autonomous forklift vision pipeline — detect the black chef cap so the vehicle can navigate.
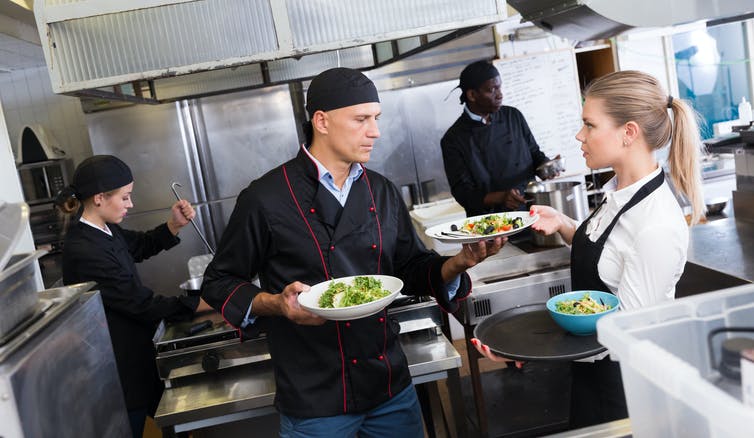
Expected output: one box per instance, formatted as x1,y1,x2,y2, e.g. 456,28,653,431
69,155,133,200
305,68,379,117
458,60,500,104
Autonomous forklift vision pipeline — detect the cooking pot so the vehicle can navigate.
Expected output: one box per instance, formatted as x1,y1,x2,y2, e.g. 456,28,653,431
180,276,203,297
525,181,589,247
705,197,728,216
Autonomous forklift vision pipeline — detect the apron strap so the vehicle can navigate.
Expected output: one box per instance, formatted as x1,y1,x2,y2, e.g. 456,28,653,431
594,170,665,246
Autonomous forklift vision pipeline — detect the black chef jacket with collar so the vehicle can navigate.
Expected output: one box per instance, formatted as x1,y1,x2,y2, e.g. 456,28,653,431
441,105,549,216
62,221,198,414
202,147,472,418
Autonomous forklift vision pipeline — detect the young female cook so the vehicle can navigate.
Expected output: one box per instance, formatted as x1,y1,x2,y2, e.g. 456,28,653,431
472,70,704,428
57,155,212,438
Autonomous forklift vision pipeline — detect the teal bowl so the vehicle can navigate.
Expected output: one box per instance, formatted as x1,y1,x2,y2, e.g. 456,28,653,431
546,290,620,336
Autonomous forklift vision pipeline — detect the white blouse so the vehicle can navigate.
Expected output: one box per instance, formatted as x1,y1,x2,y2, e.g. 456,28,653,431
585,166,689,311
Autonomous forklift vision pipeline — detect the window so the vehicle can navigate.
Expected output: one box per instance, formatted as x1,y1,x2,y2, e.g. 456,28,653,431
673,21,752,139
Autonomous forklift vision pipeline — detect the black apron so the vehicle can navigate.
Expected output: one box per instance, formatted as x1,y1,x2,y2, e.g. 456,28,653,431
570,170,665,291
568,169,665,429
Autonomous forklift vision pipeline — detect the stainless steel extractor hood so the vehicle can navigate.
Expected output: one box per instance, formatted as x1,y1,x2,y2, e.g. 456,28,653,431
508,0,754,42
32,0,507,104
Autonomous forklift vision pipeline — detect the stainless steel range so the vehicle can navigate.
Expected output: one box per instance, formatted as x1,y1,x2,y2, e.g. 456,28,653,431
459,245,572,325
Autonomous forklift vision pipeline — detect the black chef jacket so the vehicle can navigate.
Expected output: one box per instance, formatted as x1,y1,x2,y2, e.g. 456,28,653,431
441,105,549,216
62,221,198,414
202,147,472,418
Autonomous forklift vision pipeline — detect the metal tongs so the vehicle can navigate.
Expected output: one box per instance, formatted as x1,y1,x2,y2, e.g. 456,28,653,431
170,182,215,255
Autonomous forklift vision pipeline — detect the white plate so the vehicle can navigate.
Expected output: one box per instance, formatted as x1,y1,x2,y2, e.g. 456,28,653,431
298,275,404,321
425,211,539,244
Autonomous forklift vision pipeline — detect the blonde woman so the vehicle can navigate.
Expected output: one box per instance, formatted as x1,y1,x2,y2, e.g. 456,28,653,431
473,70,704,428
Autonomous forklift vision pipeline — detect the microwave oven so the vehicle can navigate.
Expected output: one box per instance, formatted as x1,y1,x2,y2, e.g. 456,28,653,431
17,159,73,205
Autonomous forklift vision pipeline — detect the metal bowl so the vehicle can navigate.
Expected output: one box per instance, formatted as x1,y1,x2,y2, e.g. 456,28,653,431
535,157,565,180
705,198,728,216
180,276,203,296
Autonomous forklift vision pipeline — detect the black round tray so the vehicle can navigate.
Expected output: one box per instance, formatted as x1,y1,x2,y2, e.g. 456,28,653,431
473,303,606,361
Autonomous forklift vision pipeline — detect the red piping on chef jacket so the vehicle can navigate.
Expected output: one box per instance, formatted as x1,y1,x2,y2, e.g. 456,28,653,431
282,164,329,279
282,162,390,412
300,144,322,180
222,281,249,339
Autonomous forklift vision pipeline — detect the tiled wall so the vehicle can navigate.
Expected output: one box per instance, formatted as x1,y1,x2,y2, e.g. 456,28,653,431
0,66,92,166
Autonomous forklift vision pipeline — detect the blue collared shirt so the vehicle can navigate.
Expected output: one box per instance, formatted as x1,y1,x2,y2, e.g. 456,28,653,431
302,145,363,206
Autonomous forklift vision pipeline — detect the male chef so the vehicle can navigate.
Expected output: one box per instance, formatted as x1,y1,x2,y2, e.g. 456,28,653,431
441,60,554,216
202,67,503,437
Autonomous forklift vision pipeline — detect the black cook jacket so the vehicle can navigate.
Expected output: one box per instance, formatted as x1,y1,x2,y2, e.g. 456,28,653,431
441,105,549,216
62,222,198,414
202,148,472,418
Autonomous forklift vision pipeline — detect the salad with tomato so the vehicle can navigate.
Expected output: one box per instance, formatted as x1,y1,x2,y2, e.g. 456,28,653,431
452,213,525,235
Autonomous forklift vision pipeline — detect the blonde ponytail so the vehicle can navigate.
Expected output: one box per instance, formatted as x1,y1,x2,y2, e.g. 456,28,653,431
667,98,705,225
584,70,705,225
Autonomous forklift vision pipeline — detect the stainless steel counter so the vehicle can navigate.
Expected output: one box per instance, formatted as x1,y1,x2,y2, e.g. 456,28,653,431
154,332,461,433
687,218,754,281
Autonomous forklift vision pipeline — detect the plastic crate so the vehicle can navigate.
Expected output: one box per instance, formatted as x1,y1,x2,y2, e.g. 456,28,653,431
408,198,465,255
598,284,754,438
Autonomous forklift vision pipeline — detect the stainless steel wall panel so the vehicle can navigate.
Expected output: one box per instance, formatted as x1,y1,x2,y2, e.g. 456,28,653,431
86,103,196,213
286,0,499,47
372,80,469,203
361,91,422,194
196,86,300,200
48,0,278,84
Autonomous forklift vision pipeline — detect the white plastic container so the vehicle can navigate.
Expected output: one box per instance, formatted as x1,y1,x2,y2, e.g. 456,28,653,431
408,198,465,255
598,284,754,438
739,97,752,124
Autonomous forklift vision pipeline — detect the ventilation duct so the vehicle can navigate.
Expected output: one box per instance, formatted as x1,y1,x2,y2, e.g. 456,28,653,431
508,0,754,42
32,0,507,103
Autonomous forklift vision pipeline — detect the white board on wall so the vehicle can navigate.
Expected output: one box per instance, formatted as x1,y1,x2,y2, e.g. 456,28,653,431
493,49,586,176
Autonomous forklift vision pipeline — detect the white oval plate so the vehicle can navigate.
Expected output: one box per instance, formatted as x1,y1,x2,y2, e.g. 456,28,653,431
298,275,404,321
425,211,539,244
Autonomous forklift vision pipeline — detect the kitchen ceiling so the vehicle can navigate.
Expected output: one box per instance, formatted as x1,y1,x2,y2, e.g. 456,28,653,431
0,0,43,72
0,32,44,72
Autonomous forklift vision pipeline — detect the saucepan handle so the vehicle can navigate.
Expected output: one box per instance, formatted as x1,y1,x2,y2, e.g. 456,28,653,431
707,326,754,371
